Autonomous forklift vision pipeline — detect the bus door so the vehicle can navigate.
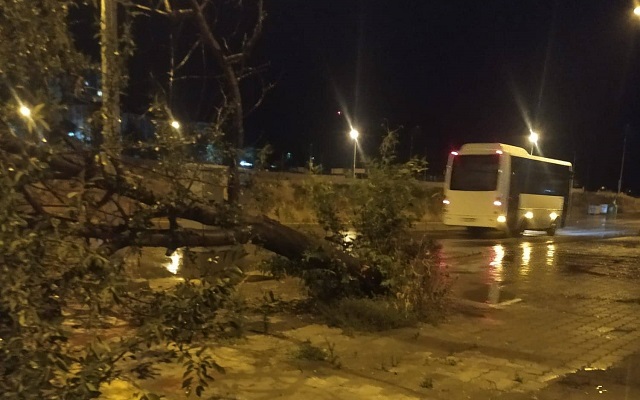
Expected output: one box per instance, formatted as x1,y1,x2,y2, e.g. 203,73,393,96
507,157,525,228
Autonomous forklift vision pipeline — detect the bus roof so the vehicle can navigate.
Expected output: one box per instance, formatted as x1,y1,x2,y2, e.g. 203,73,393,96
457,143,572,168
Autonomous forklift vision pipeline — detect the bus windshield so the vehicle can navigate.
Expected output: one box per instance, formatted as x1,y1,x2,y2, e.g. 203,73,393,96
450,154,500,191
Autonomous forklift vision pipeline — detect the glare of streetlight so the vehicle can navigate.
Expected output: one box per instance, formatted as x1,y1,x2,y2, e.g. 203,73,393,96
528,130,539,155
19,105,31,117
634,6,640,16
349,128,359,140
171,120,180,129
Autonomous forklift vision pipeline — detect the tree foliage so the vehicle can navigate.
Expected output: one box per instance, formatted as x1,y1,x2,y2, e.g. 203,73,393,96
0,1,373,397
0,1,262,398
0,2,447,398
0,0,87,92
0,155,123,398
265,128,451,320
0,0,89,140
0,147,243,398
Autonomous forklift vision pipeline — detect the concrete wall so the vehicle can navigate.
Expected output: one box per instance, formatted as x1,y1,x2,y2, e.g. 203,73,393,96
240,171,640,226
240,171,445,226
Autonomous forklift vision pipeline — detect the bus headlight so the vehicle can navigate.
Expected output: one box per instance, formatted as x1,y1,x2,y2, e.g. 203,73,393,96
525,211,534,219
549,212,558,220
497,215,507,223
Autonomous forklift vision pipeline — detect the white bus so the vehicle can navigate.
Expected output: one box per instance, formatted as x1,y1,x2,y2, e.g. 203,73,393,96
442,143,572,236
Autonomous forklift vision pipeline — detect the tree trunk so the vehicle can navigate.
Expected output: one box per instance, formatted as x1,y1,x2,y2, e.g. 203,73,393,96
100,0,121,154
225,67,243,205
189,0,245,205
1,133,379,293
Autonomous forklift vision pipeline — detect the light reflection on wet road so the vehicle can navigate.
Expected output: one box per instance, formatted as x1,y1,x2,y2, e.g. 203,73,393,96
427,222,640,391
436,223,640,305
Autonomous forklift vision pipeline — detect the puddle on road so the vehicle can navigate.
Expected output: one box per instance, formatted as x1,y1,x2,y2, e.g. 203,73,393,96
449,235,640,309
452,239,562,305
462,284,517,305
123,246,248,280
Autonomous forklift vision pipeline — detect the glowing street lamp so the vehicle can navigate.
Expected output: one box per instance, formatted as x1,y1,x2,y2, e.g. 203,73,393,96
634,6,640,16
171,120,181,129
349,128,359,178
349,128,359,141
19,105,31,117
528,130,539,155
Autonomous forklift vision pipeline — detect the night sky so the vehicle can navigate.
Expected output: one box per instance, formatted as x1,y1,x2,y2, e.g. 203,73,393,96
126,0,640,192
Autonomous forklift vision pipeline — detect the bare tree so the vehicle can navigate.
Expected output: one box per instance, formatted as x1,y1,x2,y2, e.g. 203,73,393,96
132,0,269,204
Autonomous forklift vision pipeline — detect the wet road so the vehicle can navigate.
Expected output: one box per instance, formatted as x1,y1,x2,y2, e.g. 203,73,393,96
416,216,640,394
433,215,640,305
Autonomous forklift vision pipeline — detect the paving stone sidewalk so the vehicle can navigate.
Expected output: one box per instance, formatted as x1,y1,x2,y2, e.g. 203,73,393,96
101,237,640,399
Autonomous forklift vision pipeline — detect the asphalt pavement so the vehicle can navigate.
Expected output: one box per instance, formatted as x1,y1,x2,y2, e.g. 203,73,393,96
416,213,640,240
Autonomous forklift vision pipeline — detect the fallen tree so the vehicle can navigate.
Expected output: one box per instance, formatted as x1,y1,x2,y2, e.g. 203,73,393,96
0,2,446,398
1,129,383,291
2,122,398,399
1,111,452,399
0,2,349,396
0,129,361,262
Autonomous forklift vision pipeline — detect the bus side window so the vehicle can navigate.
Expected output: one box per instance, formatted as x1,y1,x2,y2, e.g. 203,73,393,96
512,157,570,197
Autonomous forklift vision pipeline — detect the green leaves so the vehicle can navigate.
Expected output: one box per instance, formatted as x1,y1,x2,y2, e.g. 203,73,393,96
0,0,89,93
179,346,223,398
0,1,247,399
274,126,449,316
0,157,136,399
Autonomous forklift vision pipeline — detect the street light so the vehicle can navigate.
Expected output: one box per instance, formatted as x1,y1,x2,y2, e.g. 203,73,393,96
617,124,630,197
171,120,180,129
528,130,539,155
19,105,31,117
616,6,640,203
349,128,359,178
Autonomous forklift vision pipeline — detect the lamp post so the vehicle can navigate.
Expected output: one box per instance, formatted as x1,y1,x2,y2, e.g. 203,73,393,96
614,6,640,206
528,131,539,155
349,128,359,178
171,120,181,130
622,7,640,192
617,125,629,196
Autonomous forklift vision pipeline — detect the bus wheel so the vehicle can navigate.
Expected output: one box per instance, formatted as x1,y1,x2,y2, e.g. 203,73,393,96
507,220,526,238
546,223,557,236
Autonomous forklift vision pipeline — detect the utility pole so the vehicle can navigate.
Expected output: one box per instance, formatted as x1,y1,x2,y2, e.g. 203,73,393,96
100,0,121,154
617,124,629,196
